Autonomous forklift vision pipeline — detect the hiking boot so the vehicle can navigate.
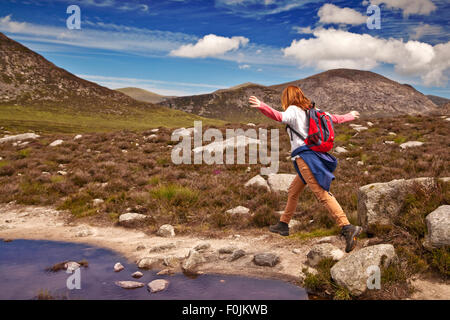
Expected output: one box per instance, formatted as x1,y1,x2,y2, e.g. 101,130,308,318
340,225,362,253
269,221,289,236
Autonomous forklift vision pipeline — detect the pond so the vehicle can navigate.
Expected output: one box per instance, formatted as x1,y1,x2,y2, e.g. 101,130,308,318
0,239,309,300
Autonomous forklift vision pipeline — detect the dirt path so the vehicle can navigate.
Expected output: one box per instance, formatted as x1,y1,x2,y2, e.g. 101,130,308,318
1,202,448,299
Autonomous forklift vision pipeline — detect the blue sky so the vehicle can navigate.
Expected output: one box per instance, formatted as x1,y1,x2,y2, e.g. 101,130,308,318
0,0,449,97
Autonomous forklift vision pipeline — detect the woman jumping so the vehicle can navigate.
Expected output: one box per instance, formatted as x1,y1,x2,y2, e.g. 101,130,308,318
249,86,362,253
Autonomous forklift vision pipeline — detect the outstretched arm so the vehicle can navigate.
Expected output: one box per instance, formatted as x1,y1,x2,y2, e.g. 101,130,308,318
249,96,282,122
330,111,359,124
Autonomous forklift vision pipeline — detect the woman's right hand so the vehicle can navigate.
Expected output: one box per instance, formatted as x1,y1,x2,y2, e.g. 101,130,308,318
249,96,261,108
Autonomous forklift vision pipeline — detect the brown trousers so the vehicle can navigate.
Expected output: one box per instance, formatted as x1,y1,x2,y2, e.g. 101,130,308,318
280,158,350,228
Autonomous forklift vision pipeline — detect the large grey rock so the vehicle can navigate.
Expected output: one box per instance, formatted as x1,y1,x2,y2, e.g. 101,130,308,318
148,279,169,293
426,205,450,248
267,174,296,192
0,133,40,144
244,175,270,191
358,177,439,229
330,244,397,296
118,212,149,227
115,281,144,289
306,243,345,267
229,249,246,262
157,224,175,237
182,249,206,273
253,253,280,267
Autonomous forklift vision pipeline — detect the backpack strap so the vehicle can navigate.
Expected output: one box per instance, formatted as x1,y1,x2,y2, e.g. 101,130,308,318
286,124,307,141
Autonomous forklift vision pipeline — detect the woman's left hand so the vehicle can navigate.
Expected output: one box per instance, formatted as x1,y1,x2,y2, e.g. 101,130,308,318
350,110,360,119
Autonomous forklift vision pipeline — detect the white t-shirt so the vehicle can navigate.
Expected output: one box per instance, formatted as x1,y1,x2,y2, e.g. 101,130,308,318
281,105,308,152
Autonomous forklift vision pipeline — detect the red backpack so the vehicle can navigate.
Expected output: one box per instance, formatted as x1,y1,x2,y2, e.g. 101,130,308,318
286,102,335,153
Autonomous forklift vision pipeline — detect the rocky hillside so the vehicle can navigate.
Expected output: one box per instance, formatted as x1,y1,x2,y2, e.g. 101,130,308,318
116,87,174,104
427,95,450,106
0,33,149,114
158,69,439,122
158,83,281,123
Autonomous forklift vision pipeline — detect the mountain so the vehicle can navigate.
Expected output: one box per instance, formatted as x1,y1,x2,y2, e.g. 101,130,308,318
426,95,450,106
158,69,439,122
0,32,148,114
116,87,174,104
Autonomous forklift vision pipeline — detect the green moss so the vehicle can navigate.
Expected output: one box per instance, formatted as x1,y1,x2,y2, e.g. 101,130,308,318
289,228,339,241
151,184,199,207
17,148,31,159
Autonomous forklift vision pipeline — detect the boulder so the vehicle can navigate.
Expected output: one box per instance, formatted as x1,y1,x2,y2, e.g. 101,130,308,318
0,133,40,144
425,205,450,248
182,249,206,274
118,213,149,227
253,253,280,267
244,175,270,191
148,279,169,293
400,141,424,149
358,177,440,229
157,224,175,237
163,255,183,268
114,262,124,272
331,244,397,296
49,140,63,147
267,174,296,192
226,206,250,215
306,243,345,267
115,281,144,289
137,257,162,269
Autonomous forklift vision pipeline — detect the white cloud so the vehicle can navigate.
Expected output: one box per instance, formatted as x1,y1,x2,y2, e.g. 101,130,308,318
318,4,367,25
0,15,27,32
239,64,251,69
283,28,449,87
410,23,443,40
292,26,315,34
170,34,249,58
369,0,436,16
215,0,322,17
77,74,228,96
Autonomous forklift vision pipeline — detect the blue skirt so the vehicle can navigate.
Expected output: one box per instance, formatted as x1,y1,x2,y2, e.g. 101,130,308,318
291,145,338,192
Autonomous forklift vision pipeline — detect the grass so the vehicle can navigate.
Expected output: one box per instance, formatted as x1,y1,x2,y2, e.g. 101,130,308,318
0,105,225,134
289,228,339,241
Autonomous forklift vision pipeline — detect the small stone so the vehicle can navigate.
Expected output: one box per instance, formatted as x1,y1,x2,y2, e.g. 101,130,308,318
118,212,149,227
307,243,345,267
182,249,206,273
157,268,174,276
92,199,104,206
367,122,374,127
400,141,424,149
49,140,63,147
74,225,94,237
151,129,159,133
131,271,144,279
357,161,364,166
57,171,67,176
244,175,270,191
253,253,280,267
194,242,211,252
115,281,144,289
335,147,348,154
218,246,236,254
353,126,368,132
388,132,397,136
136,245,146,251
74,135,82,140
157,224,175,237
64,262,80,272
247,123,256,127
148,243,176,253
229,249,246,262
148,279,169,293
114,262,124,272
226,206,250,215
384,141,395,145
292,248,302,254
364,171,369,176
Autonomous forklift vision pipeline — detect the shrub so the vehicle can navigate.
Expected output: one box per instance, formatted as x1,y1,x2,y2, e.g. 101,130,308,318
250,205,278,227
151,184,199,207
